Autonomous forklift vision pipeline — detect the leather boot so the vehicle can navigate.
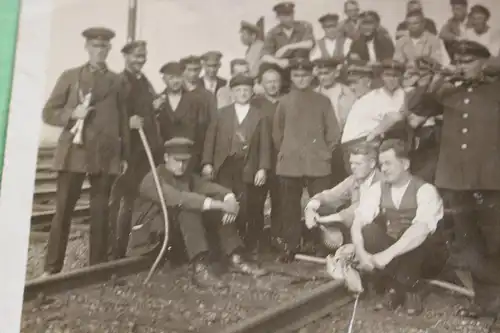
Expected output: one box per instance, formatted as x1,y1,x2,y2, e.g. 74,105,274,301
230,253,267,277
191,256,227,290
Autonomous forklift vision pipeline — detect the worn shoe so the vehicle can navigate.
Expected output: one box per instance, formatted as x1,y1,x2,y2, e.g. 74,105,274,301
230,254,267,277
374,288,405,311
405,292,424,316
191,260,227,290
457,303,499,319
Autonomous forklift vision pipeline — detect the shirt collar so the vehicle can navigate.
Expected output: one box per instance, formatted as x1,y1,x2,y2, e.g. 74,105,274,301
359,169,377,188
87,62,108,73
234,103,250,111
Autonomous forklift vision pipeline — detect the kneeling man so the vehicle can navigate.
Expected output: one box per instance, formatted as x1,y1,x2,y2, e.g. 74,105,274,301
140,137,265,289
304,142,381,249
351,139,444,315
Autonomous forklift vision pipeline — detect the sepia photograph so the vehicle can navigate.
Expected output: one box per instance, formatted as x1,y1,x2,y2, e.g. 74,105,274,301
12,0,500,331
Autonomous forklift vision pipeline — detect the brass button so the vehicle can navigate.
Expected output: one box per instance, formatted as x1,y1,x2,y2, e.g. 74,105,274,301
462,128,468,134
467,87,473,92
464,98,470,104
461,144,467,150
463,113,469,119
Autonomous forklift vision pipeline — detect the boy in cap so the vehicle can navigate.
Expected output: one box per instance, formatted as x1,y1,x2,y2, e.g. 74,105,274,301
347,11,395,63
203,75,271,253
155,61,212,173
422,39,500,319
261,2,315,69
41,27,130,275
112,40,164,258
272,58,341,261
140,137,265,289
240,20,265,78
310,13,352,61
200,51,227,95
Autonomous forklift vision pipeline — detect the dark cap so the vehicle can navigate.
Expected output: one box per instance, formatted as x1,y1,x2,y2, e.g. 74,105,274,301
257,62,283,79
313,57,343,69
345,59,373,78
121,40,146,54
318,13,340,25
160,62,183,75
240,20,260,34
377,59,406,74
289,57,313,71
179,55,202,67
359,10,380,23
164,137,194,160
229,74,254,88
201,51,223,64
82,27,115,41
470,4,490,18
450,0,467,5
452,39,491,59
273,2,295,15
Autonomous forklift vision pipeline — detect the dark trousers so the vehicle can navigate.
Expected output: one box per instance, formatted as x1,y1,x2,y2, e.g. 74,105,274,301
44,171,115,273
446,190,500,311
267,172,282,241
112,155,154,259
361,221,447,291
172,209,243,261
278,175,333,251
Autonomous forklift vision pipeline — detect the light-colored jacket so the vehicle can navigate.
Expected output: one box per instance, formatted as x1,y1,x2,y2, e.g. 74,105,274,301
394,31,449,67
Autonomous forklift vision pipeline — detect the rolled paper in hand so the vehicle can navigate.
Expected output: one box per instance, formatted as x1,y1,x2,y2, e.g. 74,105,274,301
71,92,92,145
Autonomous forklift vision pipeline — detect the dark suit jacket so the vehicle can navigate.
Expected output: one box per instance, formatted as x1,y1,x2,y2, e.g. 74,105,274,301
199,76,227,95
202,104,271,183
42,63,130,175
347,32,395,62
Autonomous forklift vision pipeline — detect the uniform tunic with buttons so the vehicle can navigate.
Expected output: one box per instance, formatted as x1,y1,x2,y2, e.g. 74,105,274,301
434,80,500,190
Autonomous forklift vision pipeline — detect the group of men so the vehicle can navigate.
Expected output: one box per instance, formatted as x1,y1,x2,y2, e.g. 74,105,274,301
40,0,500,321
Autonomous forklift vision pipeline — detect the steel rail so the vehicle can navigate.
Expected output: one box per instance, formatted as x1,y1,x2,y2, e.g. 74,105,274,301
218,280,352,333
23,254,157,302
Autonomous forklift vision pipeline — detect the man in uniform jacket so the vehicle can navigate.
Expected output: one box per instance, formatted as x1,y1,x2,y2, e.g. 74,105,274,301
41,27,130,275
351,139,444,316
112,40,164,259
423,40,500,319
155,62,211,173
140,138,266,289
272,58,341,262
199,51,227,96
202,75,271,252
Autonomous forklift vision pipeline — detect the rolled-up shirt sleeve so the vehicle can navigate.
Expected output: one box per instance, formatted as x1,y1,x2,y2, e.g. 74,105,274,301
353,183,381,227
413,184,444,233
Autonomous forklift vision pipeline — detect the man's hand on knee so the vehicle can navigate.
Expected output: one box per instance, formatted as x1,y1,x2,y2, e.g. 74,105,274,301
304,199,321,229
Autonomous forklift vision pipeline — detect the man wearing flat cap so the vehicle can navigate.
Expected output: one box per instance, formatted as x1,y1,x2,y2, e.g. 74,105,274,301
261,2,315,69
200,51,227,96
41,27,130,275
463,4,500,57
347,10,395,64
216,58,251,109
112,40,164,259
240,20,265,78
140,137,265,289
203,74,271,253
310,14,352,61
154,61,212,174
417,39,500,319
440,0,470,59
272,57,341,261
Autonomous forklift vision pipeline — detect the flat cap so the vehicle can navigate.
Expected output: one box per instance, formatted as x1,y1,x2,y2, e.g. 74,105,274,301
289,57,313,71
470,4,490,17
229,74,254,88
318,13,340,24
240,20,260,34
345,59,373,76
160,62,183,75
313,57,343,69
201,51,223,63
452,39,491,59
377,59,406,73
121,40,146,54
82,27,115,41
257,62,283,79
273,2,295,14
164,137,194,159
359,10,380,23
179,55,201,66
450,0,467,5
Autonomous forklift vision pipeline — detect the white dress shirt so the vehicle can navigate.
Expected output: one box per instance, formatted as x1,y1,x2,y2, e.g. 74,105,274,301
234,103,250,124
167,93,182,111
354,180,444,233
341,88,406,143
310,37,353,60
203,77,217,94
463,27,500,56
367,39,377,62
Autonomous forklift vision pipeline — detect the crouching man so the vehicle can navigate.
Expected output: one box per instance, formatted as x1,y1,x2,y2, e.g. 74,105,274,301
139,137,266,289
350,139,444,315
304,142,381,252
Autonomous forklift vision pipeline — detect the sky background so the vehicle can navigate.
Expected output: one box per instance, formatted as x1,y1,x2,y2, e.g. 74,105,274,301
25,0,500,145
